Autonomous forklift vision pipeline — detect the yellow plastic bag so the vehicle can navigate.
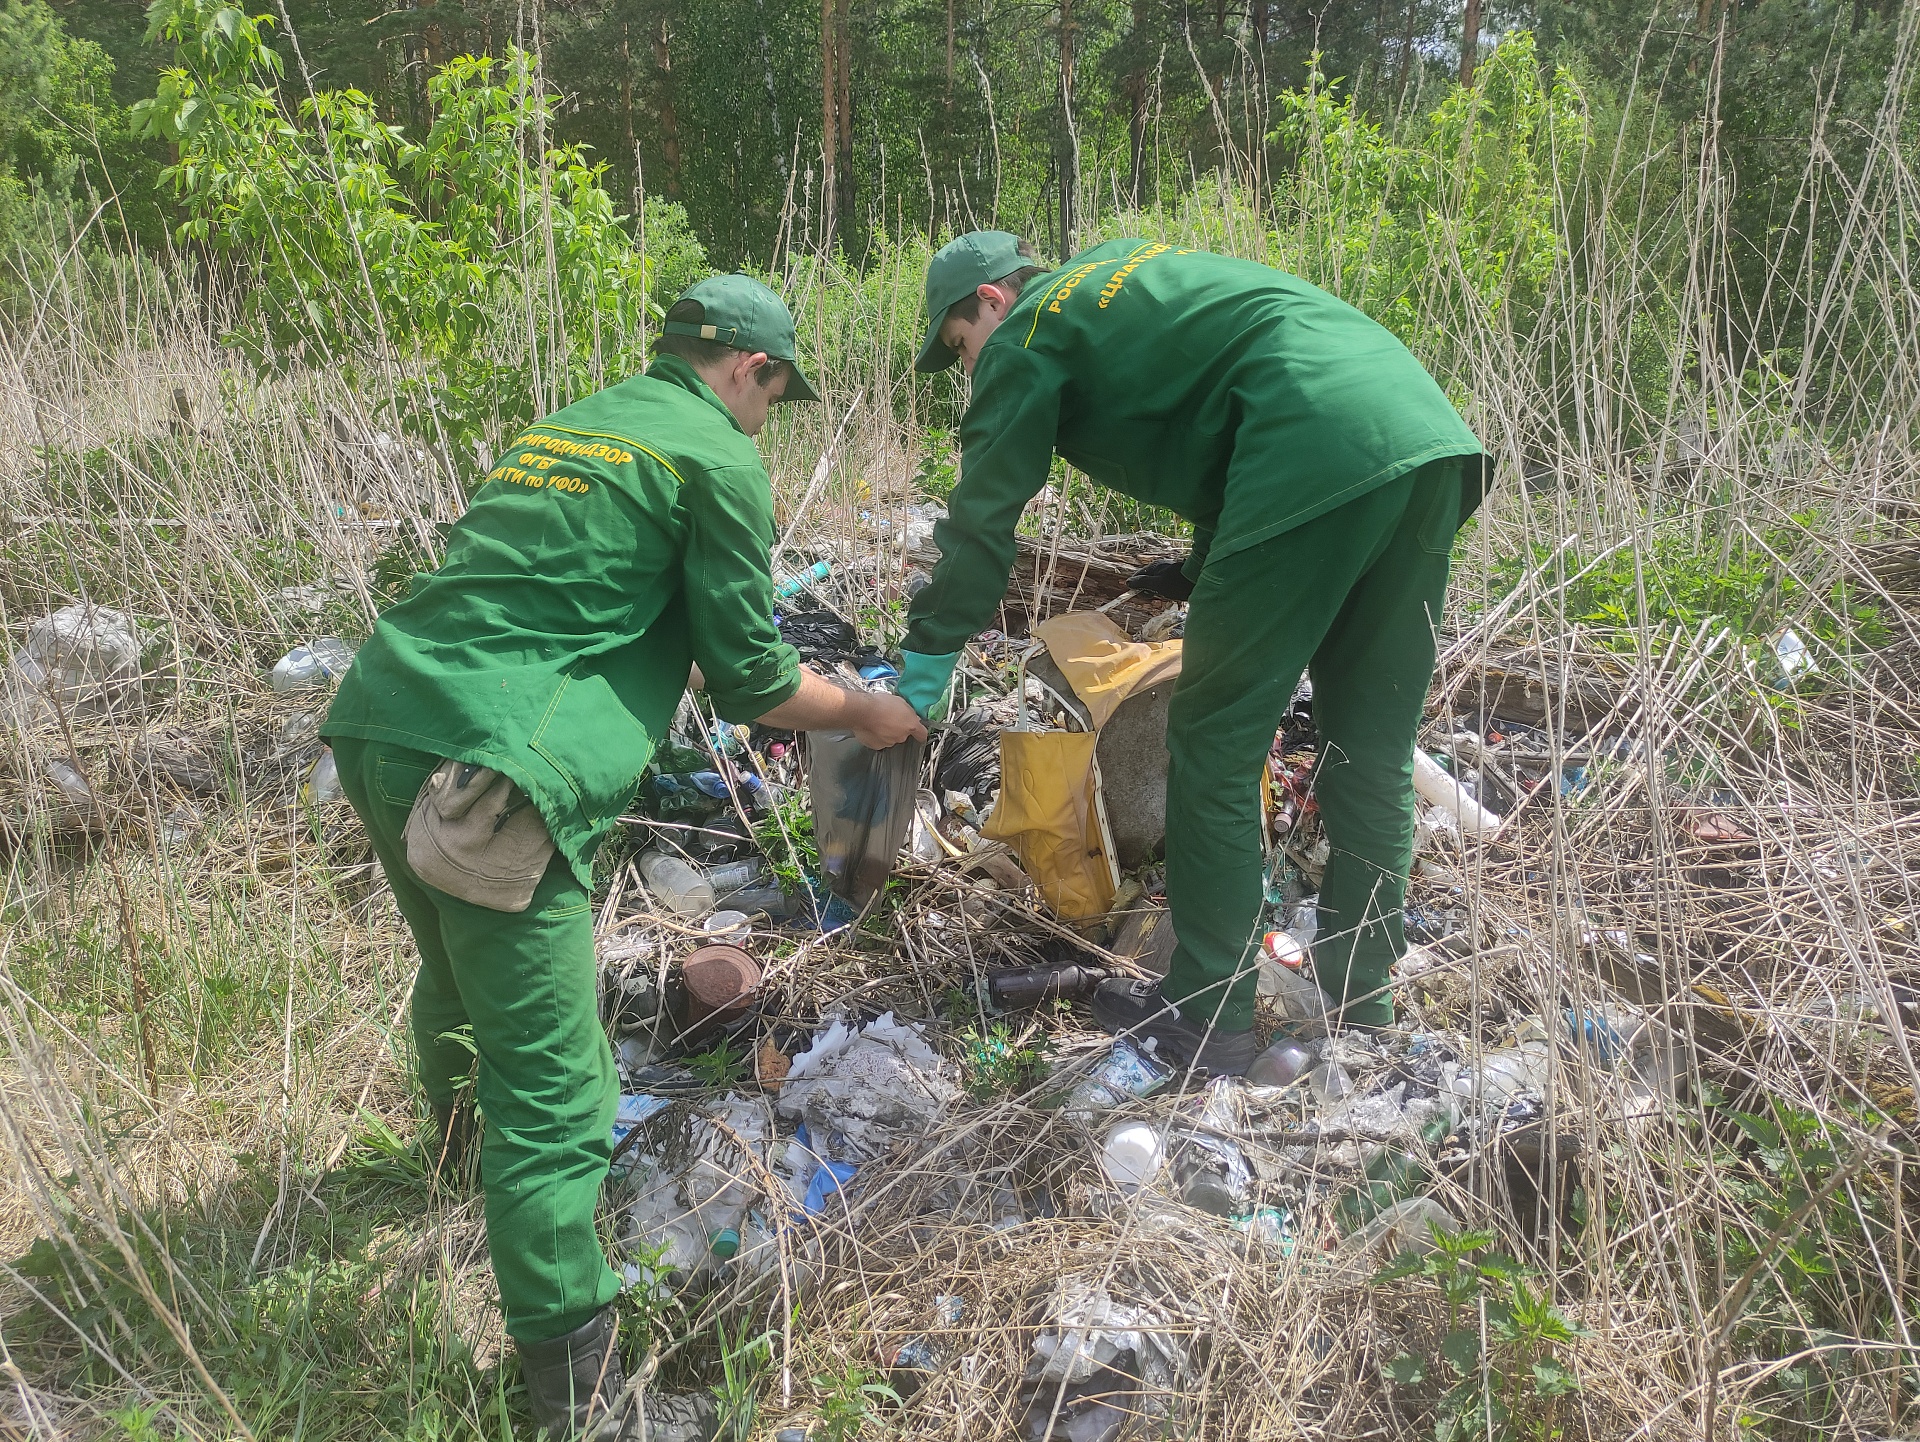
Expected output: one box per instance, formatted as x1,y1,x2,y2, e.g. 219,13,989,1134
984,729,1117,920
983,611,1183,922
1030,612,1183,729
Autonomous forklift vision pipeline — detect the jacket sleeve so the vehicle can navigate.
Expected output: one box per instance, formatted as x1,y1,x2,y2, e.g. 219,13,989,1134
681,461,803,721
904,346,1065,656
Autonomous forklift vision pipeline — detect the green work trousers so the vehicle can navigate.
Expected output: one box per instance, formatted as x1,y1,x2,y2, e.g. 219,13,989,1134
1161,458,1465,1031
330,736,623,1344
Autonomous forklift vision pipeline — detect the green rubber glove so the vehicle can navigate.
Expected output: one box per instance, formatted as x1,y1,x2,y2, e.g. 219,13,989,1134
897,650,961,721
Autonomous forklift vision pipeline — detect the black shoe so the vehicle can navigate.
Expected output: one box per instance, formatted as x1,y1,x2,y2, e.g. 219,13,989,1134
518,1307,632,1439
428,1098,477,1187
1126,556,1195,601
1090,978,1259,1077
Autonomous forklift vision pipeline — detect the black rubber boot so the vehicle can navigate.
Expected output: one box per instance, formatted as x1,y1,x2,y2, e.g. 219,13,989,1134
1090,977,1260,1077
427,1098,477,1187
517,1307,630,1440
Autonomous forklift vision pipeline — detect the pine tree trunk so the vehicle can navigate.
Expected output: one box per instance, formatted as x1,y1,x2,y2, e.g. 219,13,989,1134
654,16,682,197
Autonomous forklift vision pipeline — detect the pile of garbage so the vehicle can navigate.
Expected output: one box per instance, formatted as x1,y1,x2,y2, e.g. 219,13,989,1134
526,551,1734,1438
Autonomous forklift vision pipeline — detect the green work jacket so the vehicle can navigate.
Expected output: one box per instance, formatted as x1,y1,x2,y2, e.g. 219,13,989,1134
904,238,1484,655
322,355,801,882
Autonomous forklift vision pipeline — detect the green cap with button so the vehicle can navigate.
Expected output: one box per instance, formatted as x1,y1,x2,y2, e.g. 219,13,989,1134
663,273,820,403
914,230,1034,373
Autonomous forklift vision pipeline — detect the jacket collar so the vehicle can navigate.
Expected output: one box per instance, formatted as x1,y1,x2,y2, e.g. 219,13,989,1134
645,353,745,436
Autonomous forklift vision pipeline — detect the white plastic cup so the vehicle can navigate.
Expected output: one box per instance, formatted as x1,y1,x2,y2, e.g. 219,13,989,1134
703,910,750,938
1101,1120,1165,1191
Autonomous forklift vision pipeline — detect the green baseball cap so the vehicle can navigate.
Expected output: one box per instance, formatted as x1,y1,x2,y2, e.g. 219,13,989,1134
914,231,1033,373
663,273,820,403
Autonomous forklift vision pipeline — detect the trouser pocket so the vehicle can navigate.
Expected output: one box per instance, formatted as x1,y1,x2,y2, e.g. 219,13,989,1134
404,761,557,912
1416,458,1466,556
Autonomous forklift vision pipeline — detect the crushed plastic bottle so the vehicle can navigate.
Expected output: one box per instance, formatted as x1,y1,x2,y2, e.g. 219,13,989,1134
271,637,356,691
45,758,94,807
1307,1061,1354,1101
1258,959,1335,1034
638,849,715,919
1452,1040,1552,1108
1246,1037,1314,1088
299,747,343,805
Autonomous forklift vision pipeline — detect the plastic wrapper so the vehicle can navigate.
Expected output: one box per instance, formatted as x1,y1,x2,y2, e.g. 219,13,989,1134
807,729,925,908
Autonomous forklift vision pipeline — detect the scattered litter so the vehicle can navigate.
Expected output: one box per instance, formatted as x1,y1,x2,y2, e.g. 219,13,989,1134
808,729,925,909
985,961,1111,1010
270,637,356,691
1412,747,1502,838
1771,626,1815,687
44,758,95,808
776,1012,961,1161
1017,1276,1190,1442
6,603,144,723
1246,1037,1314,1088
1057,1038,1170,1122
639,848,715,919
299,747,344,805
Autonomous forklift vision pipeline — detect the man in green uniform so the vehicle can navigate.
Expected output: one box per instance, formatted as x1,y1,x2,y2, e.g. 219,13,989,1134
322,275,922,1438
898,232,1486,1074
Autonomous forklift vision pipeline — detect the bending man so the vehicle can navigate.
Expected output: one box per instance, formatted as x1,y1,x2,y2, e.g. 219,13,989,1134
323,276,922,1438
898,233,1485,1075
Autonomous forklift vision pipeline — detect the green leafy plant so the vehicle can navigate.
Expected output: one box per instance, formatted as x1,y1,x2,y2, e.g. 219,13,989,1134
812,1361,900,1440
133,1,675,485
712,1317,776,1441
683,1039,748,1089
959,1022,1049,1101
1708,1096,1906,1431
1375,1222,1589,1441
753,786,819,891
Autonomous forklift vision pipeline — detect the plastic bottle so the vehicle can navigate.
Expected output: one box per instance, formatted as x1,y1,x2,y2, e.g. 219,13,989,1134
986,963,1111,1009
704,858,766,894
1060,1038,1170,1121
1258,960,1335,1032
727,887,797,919
271,637,356,691
1452,1041,1552,1108
638,850,715,919
45,758,94,806
1413,748,1501,838
300,747,343,805
1100,1120,1165,1190
1308,1061,1354,1101
1246,1038,1314,1088
774,560,831,599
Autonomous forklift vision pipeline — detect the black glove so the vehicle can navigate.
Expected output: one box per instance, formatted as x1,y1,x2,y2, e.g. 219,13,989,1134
1126,556,1195,601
